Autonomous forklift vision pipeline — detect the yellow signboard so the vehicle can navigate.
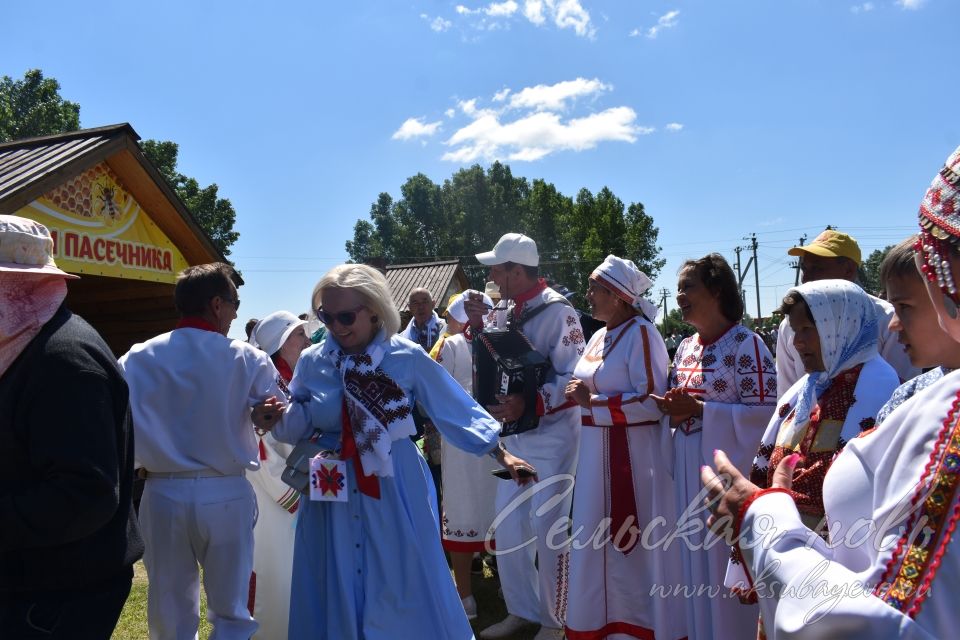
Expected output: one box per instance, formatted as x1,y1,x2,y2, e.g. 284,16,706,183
15,162,188,283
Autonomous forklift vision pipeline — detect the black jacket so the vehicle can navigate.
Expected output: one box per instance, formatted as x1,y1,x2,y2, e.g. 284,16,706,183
0,305,143,593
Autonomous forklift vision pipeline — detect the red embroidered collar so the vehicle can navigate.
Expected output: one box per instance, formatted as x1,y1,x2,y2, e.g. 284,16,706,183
511,278,548,316
176,317,221,333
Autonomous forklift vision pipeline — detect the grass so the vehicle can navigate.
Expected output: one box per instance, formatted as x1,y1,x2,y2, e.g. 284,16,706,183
113,558,539,640
112,561,212,640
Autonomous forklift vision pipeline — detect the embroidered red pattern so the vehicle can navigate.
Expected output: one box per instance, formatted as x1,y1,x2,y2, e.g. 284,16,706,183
875,390,960,616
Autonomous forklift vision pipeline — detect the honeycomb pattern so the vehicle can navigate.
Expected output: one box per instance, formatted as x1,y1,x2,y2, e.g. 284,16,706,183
44,163,127,223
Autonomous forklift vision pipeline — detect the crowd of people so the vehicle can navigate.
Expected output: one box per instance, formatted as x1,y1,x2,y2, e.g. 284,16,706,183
2,143,960,640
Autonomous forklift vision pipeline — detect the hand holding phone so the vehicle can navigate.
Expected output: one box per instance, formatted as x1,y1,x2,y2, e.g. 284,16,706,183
491,465,537,480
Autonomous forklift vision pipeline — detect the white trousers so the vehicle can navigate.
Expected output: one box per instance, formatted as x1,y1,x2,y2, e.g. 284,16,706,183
140,475,258,640
494,421,578,628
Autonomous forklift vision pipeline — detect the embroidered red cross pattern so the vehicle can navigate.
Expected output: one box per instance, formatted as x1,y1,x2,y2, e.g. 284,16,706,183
312,462,346,497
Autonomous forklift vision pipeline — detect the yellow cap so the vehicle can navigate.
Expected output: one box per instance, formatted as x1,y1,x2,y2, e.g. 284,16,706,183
787,230,862,266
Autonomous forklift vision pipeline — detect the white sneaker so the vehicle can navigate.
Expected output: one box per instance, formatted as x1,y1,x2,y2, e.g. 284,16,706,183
461,595,477,620
532,627,565,640
478,614,537,639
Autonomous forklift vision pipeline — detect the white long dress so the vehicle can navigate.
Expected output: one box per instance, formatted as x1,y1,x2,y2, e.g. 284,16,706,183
248,432,298,640
670,324,777,640
432,331,499,551
738,369,960,639
565,317,686,640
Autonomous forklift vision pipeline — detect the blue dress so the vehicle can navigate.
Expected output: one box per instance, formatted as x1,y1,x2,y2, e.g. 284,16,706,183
274,333,500,639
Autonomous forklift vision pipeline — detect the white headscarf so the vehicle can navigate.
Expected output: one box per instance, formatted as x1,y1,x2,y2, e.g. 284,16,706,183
590,254,660,322
787,279,878,431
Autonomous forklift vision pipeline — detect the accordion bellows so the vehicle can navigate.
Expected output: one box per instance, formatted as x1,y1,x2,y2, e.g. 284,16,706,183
473,328,549,436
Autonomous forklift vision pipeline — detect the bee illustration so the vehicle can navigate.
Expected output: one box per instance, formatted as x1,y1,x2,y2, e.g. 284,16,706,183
96,183,121,222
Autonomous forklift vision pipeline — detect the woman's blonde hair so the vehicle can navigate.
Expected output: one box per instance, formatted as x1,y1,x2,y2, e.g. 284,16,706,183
311,264,401,336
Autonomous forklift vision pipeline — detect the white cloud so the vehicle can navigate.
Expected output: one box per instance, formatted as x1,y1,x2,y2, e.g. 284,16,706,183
665,122,683,132
850,2,874,13
523,0,545,24
492,88,512,102
896,0,924,9
442,107,649,163
628,27,641,37
486,1,518,17
445,108,456,118
647,9,680,39
392,117,443,141
508,77,611,111
452,0,593,38
550,0,594,37
421,14,453,31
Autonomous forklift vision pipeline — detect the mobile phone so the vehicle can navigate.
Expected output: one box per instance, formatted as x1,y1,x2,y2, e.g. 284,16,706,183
491,465,537,480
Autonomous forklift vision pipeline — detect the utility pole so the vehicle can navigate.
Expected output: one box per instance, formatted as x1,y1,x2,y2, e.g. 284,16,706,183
733,247,746,306
749,233,761,321
735,245,753,315
792,233,807,285
660,288,670,318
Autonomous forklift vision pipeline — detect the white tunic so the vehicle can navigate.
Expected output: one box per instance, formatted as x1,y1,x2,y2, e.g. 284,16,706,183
432,332,499,551
487,285,585,628
670,324,777,640
776,294,918,399
566,317,686,640
120,327,283,474
739,369,960,639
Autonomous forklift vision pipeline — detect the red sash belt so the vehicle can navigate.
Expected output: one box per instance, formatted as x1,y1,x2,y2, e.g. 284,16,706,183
339,401,381,500
609,424,639,555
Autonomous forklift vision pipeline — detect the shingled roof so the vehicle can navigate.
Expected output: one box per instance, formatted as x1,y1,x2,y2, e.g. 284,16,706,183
385,259,470,312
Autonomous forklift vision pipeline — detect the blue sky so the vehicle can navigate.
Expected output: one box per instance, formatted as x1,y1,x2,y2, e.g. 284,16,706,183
4,0,958,339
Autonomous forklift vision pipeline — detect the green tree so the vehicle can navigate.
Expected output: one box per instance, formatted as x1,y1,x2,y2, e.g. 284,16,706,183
141,140,239,257
348,164,665,299
860,245,893,296
660,308,693,337
0,69,80,142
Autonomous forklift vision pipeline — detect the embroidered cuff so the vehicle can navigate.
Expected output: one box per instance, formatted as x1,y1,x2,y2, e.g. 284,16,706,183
734,487,795,594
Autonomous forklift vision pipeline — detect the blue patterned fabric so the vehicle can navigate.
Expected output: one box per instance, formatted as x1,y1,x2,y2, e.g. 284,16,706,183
875,367,949,425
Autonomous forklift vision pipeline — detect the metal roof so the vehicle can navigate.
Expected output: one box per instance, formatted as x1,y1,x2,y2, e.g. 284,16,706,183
0,123,226,264
0,124,135,207
385,259,468,311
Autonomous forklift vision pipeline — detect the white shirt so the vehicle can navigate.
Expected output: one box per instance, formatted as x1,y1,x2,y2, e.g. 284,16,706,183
776,292,918,399
120,326,283,475
739,369,960,639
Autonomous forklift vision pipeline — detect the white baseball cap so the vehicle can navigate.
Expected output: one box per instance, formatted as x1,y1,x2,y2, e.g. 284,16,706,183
475,233,539,267
445,290,493,323
249,311,306,355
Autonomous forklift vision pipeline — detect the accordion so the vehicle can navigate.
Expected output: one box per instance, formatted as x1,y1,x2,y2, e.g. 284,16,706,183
473,328,549,436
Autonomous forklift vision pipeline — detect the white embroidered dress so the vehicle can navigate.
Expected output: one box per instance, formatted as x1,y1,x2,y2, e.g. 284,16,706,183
565,317,686,640
670,324,777,640
432,331,499,551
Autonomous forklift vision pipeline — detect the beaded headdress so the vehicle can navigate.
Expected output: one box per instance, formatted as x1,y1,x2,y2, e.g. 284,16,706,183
916,146,960,311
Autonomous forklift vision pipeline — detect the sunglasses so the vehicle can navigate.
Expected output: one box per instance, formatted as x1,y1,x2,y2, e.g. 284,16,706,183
219,295,240,310
317,305,367,326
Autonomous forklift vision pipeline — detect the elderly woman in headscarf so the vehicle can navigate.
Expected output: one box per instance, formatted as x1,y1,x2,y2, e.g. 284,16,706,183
701,145,960,639
563,255,686,640
724,280,900,636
